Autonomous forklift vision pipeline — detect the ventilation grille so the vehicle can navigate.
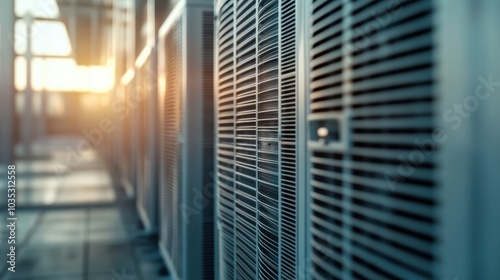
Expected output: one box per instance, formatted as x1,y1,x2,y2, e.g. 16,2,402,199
257,1,280,279
122,82,133,183
308,1,437,279
216,1,237,279
234,0,258,278
279,0,297,278
158,17,184,279
138,55,153,225
128,81,135,187
202,11,215,280
136,57,148,218
216,0,297,278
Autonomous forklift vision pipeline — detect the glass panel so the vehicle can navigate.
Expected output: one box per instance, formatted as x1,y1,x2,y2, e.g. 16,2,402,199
15,56,27,91
15,0,59,18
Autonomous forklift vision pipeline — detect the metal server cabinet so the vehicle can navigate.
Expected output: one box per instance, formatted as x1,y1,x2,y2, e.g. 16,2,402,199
135,46,159,233
304,0,500,280
157,1,215,279
113,84,126,191
304,0,439,279
118,70,136,197
214,0,305,279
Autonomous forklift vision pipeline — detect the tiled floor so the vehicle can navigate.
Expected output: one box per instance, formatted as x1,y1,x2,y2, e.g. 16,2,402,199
0,137,169,280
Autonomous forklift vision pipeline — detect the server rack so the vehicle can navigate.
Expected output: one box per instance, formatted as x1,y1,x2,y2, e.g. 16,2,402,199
112,85,122,186
114,84,126,190
304,1,439,279
116,70,136,197
157,1,215,279
214,0,304,279
135,46,159,233
107,0,500,279
303,0,500,279
112,0,137,198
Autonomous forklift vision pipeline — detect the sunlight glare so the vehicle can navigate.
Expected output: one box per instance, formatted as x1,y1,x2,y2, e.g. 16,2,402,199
31,58,114,93
15,0,60,18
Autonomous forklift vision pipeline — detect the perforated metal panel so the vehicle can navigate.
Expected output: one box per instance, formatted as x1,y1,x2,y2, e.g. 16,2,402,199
158,2,215,279
125,75,137,194
278,1,298,278
215,1,236,279
131,68,144,199
159,17,184,279
135,50,159,232
202,10,216,279
117,81,134,195
136,56,148,226
215,0,299,278
307,1,437,279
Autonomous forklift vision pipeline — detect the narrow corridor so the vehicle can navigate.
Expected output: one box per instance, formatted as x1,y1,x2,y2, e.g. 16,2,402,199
1,0,499,279
0,137,168,280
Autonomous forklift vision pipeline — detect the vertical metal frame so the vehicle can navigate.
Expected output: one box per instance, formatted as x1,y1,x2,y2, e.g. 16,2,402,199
120,69,136,196
134,45,159,233
297,0,311,279
134,48,147,229
186,4,215,279
148,45,159,230
213,3,221,280
129,74,138,195
435,1,473,278
471,1,500,277
0,0,15,168
111,0,121,178
181,2,189,278
437,0,500,279
157,1,215,279
112,84,124,178
183,5,214,278
296,0,310,279
157,3,184,278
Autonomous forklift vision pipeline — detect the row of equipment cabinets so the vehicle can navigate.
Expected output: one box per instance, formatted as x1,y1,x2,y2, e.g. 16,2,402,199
111,0,500,279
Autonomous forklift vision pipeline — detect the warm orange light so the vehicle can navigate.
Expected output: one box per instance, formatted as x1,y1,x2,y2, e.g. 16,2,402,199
15,56,27,91
16,58,114,93
14,0,114,94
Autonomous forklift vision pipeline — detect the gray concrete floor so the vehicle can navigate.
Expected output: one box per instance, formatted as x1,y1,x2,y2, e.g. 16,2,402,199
0,137,169,280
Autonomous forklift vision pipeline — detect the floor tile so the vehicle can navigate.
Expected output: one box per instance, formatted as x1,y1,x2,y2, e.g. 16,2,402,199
61,171,112,188
16,177,60,190
86,242,136,274
12,245,84,278
28,226,85,247
17,187,115,206
3,137,166,280
88,267,138,280
13,212,41,242
41,210,87,223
